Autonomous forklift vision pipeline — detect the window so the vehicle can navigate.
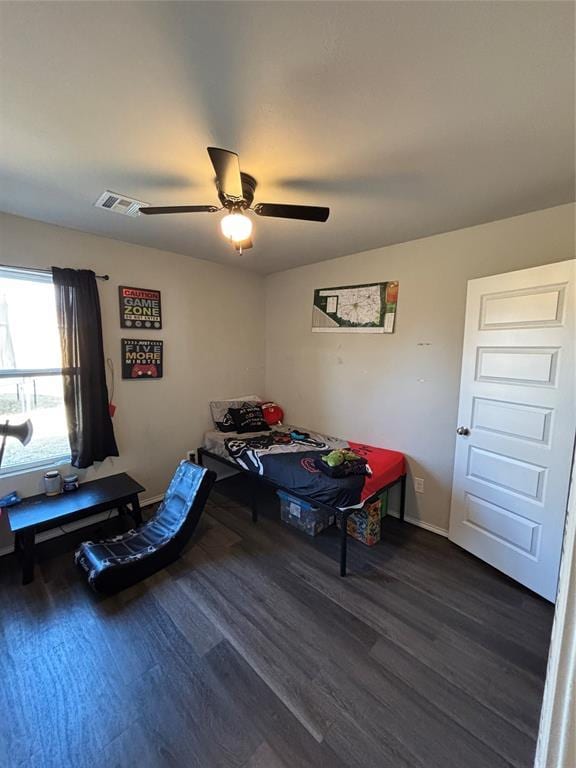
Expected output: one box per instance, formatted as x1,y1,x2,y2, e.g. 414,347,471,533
0,267,70,473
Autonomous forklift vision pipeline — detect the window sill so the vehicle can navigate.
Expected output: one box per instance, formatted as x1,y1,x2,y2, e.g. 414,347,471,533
0,455,72,479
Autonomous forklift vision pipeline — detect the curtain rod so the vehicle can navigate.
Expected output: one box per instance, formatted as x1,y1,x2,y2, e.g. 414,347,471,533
0,264,110,280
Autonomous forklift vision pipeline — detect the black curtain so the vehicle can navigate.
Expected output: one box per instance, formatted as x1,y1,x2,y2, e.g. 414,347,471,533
52,267,118,468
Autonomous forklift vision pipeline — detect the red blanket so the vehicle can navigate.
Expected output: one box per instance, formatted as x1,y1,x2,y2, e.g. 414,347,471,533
348,442,406,503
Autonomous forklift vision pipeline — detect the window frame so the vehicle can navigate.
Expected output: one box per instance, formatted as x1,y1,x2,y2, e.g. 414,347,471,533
0,267,72,475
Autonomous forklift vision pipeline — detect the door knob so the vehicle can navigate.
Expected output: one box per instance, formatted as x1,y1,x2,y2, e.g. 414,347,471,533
457,426,470,436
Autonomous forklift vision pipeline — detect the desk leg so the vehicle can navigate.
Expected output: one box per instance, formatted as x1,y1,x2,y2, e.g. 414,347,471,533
339,513,348,577
130,495,143,526
20,530,35,585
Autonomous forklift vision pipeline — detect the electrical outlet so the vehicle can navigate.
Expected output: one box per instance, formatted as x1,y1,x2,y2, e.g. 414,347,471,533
414,477,425,494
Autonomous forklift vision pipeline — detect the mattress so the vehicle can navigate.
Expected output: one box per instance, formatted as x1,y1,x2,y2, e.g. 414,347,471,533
202,425,405,510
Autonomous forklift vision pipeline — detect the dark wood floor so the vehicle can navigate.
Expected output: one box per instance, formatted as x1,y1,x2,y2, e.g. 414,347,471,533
0,476,554,768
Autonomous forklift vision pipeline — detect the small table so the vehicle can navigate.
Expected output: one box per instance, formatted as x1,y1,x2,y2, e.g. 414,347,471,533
6,472,145,585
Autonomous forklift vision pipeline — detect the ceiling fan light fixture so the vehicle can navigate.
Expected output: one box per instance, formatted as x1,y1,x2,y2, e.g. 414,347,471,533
220,212,253,243
137,148,330,253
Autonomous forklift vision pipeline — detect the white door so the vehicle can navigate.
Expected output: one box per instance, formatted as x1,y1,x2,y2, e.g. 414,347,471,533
449,260,575,602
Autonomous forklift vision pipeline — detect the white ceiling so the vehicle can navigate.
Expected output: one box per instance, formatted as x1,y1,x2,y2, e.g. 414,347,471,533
0,1,573,274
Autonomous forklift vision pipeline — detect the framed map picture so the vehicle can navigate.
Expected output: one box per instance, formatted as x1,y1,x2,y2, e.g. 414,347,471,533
121,339,163,379
312,281,399,333
119,286,162,329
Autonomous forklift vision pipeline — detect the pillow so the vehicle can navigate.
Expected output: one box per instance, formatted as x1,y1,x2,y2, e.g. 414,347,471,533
228,403,270,434
210,396,261,432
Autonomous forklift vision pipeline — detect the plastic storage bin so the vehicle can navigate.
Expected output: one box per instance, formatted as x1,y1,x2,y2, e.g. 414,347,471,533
277,490,334,536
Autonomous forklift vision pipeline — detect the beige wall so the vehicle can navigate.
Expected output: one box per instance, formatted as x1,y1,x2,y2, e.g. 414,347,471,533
1,204,574,551
264,204,576,533
0,212,265,551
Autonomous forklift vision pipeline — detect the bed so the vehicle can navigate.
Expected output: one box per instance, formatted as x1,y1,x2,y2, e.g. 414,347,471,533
198,423,406,576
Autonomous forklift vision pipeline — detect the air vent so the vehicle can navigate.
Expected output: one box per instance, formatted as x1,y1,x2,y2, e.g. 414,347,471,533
94,190,147,217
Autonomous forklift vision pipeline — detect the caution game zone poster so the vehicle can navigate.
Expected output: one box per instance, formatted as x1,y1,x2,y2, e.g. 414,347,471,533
119,286,162,329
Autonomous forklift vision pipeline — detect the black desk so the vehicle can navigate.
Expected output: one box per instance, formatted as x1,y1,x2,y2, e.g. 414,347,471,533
7,472,145,585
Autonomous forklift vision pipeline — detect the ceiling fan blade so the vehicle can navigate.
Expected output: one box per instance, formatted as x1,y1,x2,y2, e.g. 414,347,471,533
207,147,243,200
140,205,218,215
234,237,253,252
253,203,329,222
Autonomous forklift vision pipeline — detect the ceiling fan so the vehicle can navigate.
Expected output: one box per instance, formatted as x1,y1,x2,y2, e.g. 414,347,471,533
139,147,330,254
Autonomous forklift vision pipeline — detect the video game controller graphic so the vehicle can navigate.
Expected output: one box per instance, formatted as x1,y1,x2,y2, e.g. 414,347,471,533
131,364,158,378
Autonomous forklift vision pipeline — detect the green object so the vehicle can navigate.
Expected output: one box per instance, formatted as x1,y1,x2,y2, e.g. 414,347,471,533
323,450,344,467
321,448,362,468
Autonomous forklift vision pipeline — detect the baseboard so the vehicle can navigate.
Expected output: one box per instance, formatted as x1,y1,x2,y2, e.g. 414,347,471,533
387,510,449,538
141,494,165,507
0,493,165,557
405,515,449,537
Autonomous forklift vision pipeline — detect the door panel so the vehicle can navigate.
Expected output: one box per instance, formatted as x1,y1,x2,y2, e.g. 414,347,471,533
471,397,552,443
463,493,540,555
476,347,559,386
467,446,546,500
480,284,566,329
449,261,575,602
